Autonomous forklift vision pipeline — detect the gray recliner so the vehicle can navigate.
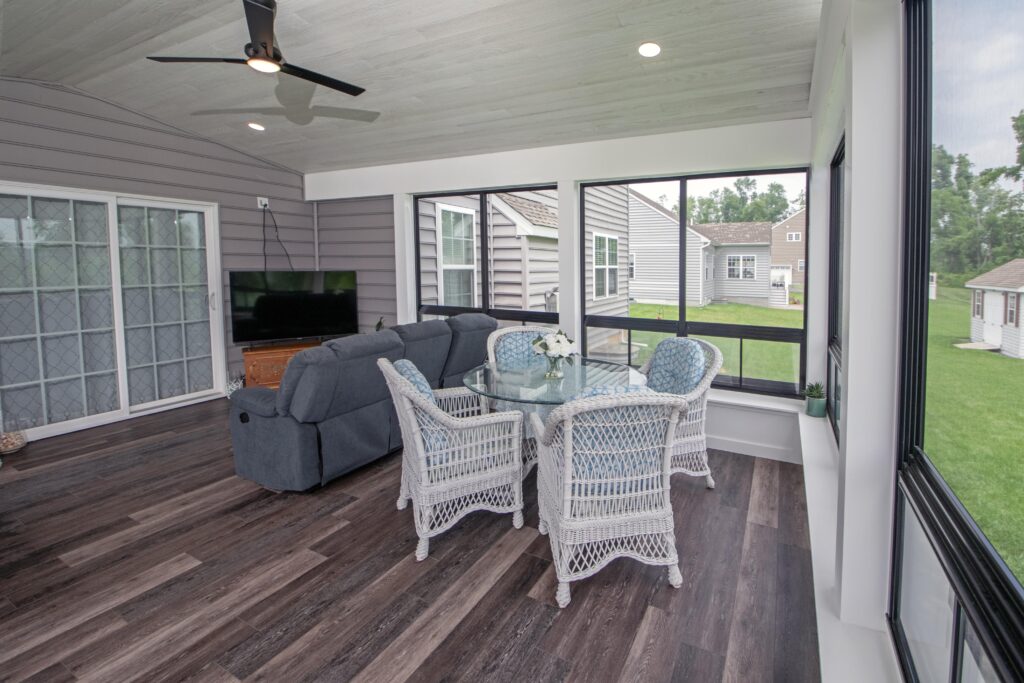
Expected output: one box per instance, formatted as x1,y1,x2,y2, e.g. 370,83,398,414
229,313,498,491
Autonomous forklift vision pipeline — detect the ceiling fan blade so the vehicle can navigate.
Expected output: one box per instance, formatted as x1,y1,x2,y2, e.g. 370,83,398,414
242,0,277,55
280,63,365,97
148,56,247,64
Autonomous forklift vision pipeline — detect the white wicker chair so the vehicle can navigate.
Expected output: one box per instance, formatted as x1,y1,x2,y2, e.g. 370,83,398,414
486,325,554,475
639,338,723,488
379,358,525,561
530,391,689,608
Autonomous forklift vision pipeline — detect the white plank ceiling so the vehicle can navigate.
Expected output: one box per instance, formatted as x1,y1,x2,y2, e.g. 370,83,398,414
0,0,822,173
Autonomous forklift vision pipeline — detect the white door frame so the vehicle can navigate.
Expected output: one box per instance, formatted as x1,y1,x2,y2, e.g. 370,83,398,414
0,180,225,442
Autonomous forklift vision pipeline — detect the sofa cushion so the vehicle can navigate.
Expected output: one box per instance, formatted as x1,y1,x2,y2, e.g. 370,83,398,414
392,320,452,387
393,359,435,403
440,313,498,388
646,337,706,395
280,329,404,422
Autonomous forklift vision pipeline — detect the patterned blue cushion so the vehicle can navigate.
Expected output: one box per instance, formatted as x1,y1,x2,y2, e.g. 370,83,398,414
645,338,706,395
566,387,664,496
393,359,435,403
494,330,546,370
394,359,449,463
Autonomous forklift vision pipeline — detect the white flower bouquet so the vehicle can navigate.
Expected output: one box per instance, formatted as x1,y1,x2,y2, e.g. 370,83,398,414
532,330,576,378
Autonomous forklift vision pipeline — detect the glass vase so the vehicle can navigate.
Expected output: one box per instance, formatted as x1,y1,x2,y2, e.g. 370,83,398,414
544,356,564,379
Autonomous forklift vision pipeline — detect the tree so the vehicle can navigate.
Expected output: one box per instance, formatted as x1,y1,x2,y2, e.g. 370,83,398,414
687,177,793,224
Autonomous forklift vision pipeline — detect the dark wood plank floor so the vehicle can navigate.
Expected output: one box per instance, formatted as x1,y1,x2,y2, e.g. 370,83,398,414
0,399,820,682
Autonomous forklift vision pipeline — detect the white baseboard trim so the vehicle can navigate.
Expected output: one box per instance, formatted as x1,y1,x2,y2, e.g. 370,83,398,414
706,434,802,464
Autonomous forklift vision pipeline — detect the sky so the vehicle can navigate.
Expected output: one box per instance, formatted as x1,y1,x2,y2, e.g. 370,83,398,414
932,0,1022,174
630,173,807,213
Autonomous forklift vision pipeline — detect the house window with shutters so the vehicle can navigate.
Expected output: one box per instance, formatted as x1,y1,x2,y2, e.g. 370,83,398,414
1008,292,1018,326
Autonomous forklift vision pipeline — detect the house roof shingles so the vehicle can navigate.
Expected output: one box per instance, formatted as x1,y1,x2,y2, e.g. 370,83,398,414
688,221,772,245
965,258,1024,291
496,193,559,229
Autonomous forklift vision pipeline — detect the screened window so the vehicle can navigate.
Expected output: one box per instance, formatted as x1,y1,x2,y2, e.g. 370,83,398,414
593,234,618,298
415,187,559,324
581,170,807,396
892,1,1024,680
727,255,756,280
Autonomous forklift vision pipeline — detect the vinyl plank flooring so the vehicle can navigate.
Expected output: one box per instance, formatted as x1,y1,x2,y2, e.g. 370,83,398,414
0,399,819,683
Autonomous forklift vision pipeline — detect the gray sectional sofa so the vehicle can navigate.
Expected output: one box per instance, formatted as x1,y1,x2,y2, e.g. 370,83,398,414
228,313,498,491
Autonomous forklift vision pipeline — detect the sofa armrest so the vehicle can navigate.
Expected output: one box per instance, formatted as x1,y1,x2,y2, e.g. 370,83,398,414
230,387,279,418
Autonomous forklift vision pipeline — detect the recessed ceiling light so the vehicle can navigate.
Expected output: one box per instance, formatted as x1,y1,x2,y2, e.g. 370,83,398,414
638,42,661,58
247,122,266,131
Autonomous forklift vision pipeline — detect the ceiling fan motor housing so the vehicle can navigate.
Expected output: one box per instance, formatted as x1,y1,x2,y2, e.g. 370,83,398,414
244,43,282,63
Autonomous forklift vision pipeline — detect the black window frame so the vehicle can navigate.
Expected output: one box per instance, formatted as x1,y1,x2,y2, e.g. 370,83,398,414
579,168,810,398
414,185,560,325
827,137,845,439
890,2,1024,682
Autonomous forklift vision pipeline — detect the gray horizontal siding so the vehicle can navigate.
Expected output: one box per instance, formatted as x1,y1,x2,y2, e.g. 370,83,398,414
315,195,397,333
583,185,629,317
713,245,771,299
0,77,314,375
625,193,707,305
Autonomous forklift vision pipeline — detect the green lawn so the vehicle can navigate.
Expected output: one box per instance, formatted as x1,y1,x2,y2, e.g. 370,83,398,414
924,287,1024,580
624,302,803,383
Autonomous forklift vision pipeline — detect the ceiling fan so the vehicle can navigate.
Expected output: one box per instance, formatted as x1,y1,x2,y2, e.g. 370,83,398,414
147,0,365,97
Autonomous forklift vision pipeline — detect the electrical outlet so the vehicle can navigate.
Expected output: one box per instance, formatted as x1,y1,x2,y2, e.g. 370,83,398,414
257,197,270,209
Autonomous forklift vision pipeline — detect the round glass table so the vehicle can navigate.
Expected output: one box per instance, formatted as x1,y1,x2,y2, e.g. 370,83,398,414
462,356,646,405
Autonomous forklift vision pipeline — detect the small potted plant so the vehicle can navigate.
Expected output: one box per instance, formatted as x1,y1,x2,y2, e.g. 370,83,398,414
532,330,576,379
804,381,826,417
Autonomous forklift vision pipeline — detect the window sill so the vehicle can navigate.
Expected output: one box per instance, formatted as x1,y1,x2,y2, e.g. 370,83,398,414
797,413,901,683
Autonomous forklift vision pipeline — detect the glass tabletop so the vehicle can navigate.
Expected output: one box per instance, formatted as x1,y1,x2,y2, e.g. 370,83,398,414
463,356,646,405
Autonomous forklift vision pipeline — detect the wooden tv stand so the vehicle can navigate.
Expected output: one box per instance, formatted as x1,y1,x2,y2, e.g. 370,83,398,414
243,341,320,389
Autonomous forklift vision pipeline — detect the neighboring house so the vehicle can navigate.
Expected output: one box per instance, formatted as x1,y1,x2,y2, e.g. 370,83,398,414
965,258,1024,358
690,220,773,304
770,208,806,288
627,190,712,305
417,191,563,313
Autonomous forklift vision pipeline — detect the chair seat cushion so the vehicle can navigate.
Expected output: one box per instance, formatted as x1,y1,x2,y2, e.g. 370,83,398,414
646,338,706,395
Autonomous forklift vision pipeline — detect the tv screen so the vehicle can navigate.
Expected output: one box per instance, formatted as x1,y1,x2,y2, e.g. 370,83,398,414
229,271,358,344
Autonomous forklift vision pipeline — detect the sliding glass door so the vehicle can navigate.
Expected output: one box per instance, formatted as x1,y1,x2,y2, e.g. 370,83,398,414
0,184,223,438
118,203,216,407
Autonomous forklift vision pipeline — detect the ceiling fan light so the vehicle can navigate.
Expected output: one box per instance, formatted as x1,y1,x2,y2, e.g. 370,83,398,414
247,57,281,73
638,42,661,58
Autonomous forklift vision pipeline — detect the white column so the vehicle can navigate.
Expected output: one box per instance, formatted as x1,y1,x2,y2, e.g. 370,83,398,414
393,193,417,324
835,0,902,630
557,179,581,339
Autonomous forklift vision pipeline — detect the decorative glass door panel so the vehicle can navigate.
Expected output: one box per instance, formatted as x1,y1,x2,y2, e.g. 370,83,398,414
0,193,118,431
118,204,215,408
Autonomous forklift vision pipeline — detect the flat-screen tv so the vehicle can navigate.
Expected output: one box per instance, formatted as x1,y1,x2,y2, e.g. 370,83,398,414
229,271,358,344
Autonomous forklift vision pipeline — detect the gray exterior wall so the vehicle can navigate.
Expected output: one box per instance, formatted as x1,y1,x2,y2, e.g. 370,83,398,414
0,78,315,374
770,209,806,286
314,196,397,332
416,195,482,307
625,192,707,305
583,185,629,316
713,245,771,300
